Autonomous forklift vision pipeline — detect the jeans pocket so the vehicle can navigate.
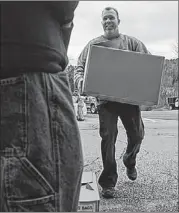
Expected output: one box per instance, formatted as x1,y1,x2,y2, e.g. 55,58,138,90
0,76,27,156
8,195,55,212
5,157,55,211
51,71,70,87
47,72,74,115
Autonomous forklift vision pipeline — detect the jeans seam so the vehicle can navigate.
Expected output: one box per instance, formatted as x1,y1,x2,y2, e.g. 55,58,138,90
23,75,28,156
20,157,55,194
0,158,3,211
8,194,55,205
43,73,59,211
5,158,11,207
52,105,60,211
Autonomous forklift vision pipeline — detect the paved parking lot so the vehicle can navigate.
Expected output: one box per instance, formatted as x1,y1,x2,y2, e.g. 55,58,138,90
77,110,178,212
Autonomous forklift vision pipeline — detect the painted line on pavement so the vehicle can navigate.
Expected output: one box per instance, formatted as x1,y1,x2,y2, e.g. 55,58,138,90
143,118,157,123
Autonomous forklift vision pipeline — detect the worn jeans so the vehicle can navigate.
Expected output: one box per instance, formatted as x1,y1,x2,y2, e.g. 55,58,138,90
0,72,83,212
97,102,144,188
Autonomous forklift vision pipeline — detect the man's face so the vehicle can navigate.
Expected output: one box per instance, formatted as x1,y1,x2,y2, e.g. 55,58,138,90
102,9,120,36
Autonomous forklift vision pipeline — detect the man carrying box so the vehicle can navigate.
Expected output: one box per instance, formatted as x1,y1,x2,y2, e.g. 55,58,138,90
76,7,150,199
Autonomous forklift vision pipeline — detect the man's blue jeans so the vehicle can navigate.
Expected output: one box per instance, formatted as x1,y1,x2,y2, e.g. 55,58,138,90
0,72,83,212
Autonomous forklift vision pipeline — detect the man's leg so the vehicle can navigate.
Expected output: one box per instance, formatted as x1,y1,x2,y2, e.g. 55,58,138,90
119,103,144,180
44,72,84,211
98,103,119,190
0,72,83,212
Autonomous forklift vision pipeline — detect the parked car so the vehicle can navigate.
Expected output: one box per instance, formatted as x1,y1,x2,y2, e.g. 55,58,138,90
83,96,98,114
167,97,178,110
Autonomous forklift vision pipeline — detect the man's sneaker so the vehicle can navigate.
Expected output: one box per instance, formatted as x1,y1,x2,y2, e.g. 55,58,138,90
101,187,115,199
126,167,137,181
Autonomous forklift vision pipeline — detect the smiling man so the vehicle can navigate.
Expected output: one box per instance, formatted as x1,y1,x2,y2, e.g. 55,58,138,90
102,7,120,39
76,7,150,199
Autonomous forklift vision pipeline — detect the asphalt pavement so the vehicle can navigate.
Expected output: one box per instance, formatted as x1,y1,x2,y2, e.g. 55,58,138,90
77,110,178,212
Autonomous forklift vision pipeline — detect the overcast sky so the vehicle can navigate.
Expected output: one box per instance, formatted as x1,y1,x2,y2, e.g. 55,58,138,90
67,1,178,64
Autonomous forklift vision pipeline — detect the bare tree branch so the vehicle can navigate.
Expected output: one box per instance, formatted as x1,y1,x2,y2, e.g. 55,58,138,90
172,42,178,57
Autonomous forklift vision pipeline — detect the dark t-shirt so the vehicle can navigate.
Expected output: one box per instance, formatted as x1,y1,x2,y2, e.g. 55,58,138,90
0,1,78,78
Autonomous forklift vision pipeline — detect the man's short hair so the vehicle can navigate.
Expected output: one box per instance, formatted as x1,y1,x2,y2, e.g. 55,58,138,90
102,7,119,20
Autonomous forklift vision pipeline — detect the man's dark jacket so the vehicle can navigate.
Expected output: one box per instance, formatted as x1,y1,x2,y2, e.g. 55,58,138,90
1,1,78,78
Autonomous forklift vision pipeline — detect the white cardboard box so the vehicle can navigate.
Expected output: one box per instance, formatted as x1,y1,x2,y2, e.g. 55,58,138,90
78,172,100,212
82,45,165,106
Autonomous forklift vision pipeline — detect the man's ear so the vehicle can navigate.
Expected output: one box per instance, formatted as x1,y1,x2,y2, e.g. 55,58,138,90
118,19,121,25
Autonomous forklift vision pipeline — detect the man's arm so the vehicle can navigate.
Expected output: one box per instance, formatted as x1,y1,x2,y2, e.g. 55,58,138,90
75,43,90,78
73,42,92,95
133,38,151,54
76,35,106,75
48,1,79,50
135,41,151,54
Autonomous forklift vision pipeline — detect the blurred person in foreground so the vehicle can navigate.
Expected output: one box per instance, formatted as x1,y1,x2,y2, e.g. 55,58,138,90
0,2,83,212
77,95,85,121
76,7,150,199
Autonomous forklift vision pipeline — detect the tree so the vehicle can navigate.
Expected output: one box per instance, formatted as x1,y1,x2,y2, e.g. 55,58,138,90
172,42,178,58
65,64,75,93
158,58,178,106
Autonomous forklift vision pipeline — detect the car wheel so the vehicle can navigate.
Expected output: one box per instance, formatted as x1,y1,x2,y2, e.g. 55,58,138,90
90,105,96,114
